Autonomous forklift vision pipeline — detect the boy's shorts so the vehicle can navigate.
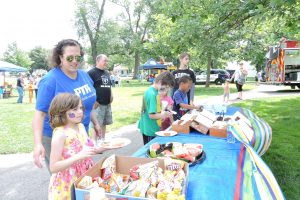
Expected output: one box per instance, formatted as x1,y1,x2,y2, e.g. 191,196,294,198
95,104,113,126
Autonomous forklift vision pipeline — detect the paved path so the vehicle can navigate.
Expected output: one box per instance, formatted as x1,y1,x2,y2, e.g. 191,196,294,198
0,84,299,200
197,84,300,105
0,124,143,200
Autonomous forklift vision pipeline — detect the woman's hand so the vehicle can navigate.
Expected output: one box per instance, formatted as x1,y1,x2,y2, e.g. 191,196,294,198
33,143,45,168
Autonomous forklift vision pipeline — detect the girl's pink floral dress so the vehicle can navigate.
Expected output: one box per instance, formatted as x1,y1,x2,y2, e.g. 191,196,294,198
48,123,94,200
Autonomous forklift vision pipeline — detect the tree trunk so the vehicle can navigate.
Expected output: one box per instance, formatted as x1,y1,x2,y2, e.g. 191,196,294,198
205,55,212,88
133,50,140,79
91,40,98,65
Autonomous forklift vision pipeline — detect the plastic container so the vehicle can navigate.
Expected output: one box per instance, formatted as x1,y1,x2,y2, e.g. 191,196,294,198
227,131,236,144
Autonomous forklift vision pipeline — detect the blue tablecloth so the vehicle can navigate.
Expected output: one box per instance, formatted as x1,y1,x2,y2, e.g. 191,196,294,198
132,106,284,200
132,133,242,200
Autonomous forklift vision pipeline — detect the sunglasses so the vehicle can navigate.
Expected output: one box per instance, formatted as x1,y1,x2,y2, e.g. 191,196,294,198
65,55,83,62
159,86,170,92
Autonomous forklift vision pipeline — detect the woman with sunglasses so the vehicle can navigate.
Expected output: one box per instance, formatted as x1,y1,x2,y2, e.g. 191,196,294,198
32,39,101,171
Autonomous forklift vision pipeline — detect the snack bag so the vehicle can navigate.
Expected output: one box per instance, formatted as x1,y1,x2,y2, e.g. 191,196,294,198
125,179,150,198
106,173,122,193
164,159,185,171
125,180,139,196
146,186,158,199
156,179,173,200
129,160,159,181
132,179,150,198
93,177,107,190
101,154,116,181
129,165,140,181
77,176,93,189
149,167,163,187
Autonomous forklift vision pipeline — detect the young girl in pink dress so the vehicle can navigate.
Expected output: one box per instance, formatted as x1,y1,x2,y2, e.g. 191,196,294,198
48,93,106,200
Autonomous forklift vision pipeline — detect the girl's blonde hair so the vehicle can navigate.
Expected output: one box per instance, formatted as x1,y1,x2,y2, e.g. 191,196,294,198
49,93,84,129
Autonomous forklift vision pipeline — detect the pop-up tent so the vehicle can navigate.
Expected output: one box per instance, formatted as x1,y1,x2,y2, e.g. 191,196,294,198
0,61,28,72
138,58,167,70
0,61,28,86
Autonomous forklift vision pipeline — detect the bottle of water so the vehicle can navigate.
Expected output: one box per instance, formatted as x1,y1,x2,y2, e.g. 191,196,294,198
227,131,236,143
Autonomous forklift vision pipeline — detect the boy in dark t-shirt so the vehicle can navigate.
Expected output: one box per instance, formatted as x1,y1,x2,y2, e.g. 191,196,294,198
173,76,201,120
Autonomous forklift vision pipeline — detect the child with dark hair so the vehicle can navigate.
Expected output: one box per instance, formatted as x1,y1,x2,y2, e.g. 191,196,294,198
138,71,175,145
173,76,202,120
47,93,107,200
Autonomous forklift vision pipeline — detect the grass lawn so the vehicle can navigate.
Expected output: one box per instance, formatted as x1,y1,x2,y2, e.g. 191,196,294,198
0,81,255,154
232,96,300,200
0,81,297,199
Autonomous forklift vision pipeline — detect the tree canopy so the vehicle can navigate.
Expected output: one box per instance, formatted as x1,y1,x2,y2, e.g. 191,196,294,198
2,0,299,79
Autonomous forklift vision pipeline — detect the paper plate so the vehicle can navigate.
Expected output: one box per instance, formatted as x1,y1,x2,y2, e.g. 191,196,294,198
155,130,178,137
98,138,131,149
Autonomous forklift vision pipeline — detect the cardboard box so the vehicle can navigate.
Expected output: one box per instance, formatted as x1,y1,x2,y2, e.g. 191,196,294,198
172,119,192,134
73,156,189,200
209,121,227,138
191,113,215,134
190,121,209,134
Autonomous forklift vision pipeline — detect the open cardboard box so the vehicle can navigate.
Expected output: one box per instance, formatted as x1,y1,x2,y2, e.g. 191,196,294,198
209,121,228,138
191,114,215,134
172,114,196,134
172,119,191,134
72,156,189,200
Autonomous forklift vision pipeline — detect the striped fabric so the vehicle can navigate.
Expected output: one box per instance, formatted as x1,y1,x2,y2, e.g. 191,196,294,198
228,123,285,200
235,108,272,156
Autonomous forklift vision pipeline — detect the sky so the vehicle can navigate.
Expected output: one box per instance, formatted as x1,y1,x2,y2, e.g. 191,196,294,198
0,0,79,56
0,0,122,57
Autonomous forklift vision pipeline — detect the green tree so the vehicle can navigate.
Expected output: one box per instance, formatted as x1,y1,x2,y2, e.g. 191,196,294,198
75,0,107,64
147,0,300,86
29,47,49,71
2,42,32,70
112,0,155,79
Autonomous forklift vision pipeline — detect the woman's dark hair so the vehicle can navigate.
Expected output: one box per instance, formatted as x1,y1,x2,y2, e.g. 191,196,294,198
49,93,84,129
155,71,175,87
50,39,84,68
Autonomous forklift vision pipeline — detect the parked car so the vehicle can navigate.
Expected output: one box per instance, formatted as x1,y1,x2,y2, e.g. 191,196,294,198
195,69,230,85
226,69,235,83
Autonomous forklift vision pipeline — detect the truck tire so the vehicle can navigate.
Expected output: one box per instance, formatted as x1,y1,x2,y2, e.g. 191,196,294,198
215,79,223,85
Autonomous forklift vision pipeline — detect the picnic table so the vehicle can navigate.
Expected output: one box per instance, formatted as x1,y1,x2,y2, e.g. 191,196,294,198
132,107,285,200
